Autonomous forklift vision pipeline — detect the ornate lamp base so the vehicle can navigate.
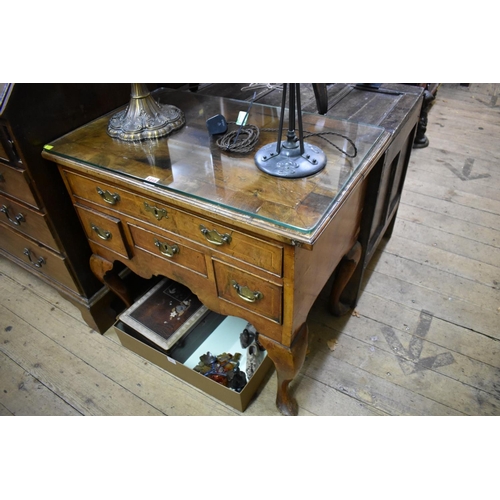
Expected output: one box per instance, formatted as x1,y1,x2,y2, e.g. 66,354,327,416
107,84,185,141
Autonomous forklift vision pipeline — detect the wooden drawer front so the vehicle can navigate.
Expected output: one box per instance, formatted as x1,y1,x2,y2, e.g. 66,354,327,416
63,170,283,276
1,224,80,293
0,194,59,251
185,216,283,276
128,223,207,277
0,162,39,208
75,205,130,260
63,171,138,216
213,260,282,323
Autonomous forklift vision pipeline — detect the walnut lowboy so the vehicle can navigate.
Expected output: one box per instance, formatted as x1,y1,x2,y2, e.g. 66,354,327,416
42,88,398,415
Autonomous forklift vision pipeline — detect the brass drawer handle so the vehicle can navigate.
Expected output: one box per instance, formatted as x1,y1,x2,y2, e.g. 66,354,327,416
96,187,121,205
23,248,45,268
1,204,25,226
199,225,232,246
91,223,112,240
144,202,168,221
231,280,263,303
154,238,179,258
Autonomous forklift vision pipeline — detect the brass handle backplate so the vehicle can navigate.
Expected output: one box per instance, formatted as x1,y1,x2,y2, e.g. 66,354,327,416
144,202,168,221
154,238,179,258
91,223,112,240
1,204,25,226
96,187,120,205
199,225,232,246
231,280,263,303
23,248,45,268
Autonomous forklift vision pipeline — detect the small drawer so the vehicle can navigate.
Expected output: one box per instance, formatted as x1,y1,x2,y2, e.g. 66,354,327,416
0,224,80,293
0,194,59,251
0,162,39,208
188,216,283,276
63,170,131,211
128,223,207,277
75,204,130,260
213,260,282,324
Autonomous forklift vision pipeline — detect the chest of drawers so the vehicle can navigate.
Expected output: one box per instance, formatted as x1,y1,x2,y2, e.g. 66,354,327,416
0,84,132,332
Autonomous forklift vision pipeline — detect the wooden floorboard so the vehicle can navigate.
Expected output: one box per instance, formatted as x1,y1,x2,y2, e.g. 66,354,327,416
1,83,499,416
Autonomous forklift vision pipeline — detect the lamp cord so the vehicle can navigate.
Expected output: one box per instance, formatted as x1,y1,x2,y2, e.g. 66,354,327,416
216,123,358,158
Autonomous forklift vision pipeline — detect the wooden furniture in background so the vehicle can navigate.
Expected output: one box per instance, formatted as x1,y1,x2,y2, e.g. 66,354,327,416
0,84,132,332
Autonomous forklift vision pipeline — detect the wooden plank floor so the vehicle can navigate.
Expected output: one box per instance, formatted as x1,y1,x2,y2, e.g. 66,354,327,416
1,83,499,416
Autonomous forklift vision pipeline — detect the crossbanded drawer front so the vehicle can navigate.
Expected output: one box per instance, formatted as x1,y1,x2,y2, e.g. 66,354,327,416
1,224,80,293
188,216,283,276
75,205,130,259
0,194,58,251
63,171,131,212
62,170,284,276
0,162,39,208
128,223,207,277
213,260,282,324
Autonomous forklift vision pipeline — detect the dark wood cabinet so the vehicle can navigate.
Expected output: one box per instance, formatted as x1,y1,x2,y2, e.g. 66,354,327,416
0,83,132,332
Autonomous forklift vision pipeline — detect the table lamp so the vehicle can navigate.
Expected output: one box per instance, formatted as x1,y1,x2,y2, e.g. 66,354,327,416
254,83,327,178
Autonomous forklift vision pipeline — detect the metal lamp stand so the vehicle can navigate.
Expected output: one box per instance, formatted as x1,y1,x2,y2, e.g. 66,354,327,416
254,83,327,178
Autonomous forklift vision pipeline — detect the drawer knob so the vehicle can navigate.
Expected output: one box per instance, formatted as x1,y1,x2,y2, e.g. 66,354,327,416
23,248,45,268
144,202,168,221
231,280,263,303
91,223,112,240
96,187,121,205
154,238,179,258
1,205,25,226
199,225,232,246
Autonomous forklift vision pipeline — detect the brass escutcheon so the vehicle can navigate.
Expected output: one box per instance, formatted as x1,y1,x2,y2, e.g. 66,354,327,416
154,238,179,258
144,202,168,221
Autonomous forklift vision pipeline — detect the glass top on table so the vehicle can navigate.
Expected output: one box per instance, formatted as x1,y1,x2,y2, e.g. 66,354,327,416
45,88,384,234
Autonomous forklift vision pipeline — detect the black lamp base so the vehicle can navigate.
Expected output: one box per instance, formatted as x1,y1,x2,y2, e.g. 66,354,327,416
255,140,327,178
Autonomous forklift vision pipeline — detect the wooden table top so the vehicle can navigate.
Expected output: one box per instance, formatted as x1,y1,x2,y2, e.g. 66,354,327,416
44,88,386,242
